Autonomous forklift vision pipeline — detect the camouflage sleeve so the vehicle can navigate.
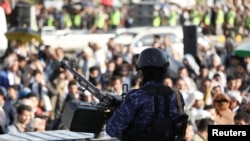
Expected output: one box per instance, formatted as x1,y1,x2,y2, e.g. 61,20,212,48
106,90,143,137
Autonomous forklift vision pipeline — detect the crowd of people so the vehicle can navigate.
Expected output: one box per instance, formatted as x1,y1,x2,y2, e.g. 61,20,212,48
0,30,250,140
2,0,250,37
0,0,250,141
31,0,250,38
1,0,132,32
154,1,250,38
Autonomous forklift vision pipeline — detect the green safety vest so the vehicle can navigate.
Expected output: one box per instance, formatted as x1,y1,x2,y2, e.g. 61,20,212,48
226,10,235,25
191,10,200,26
47,16,54,26
153,14,161,27
169,11,177,26
95,13,105,29
64,13,72,28
215,10,224,25
74,14,82,27
245,15,250,28
203,13,211,25
110,10,121,26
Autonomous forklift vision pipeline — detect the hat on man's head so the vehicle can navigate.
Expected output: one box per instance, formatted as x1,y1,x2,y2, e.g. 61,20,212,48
19,87,32,99
227,91,243,104
195,110,212,121
193,90,204,100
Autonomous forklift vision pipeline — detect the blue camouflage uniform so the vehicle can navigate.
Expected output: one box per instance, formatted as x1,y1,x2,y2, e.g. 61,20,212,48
106,81,185,137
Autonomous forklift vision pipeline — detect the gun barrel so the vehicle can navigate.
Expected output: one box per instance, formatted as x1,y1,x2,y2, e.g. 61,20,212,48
60,60,103,100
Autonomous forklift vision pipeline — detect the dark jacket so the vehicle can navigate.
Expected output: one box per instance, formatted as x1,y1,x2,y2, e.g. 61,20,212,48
106,81,185,138
3,99,16,126
0,70,9,89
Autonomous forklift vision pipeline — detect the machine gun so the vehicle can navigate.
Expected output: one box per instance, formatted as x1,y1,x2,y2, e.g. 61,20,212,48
60,59,123,109
60,59,123,134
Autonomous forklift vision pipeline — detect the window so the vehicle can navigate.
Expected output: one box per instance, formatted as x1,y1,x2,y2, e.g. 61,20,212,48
135,34,154,47
161,33,181,43
114,32,137,45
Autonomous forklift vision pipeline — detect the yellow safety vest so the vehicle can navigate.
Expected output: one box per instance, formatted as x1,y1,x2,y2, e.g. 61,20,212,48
74,14,82,27
191,10,200,26
47,16,54,26
110,10,121,26
169,11,177,26
215,10,224,25
226,10,235,25
64,13,72,28
95,13,105,29
204,13,211,26
153,15,161,27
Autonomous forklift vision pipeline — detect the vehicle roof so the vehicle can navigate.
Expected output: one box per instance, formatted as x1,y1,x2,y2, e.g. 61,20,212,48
116,26,183,39
116,26,151,34
142,26,183,38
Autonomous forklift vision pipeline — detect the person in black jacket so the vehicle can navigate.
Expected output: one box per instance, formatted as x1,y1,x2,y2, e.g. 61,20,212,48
104,48,186,141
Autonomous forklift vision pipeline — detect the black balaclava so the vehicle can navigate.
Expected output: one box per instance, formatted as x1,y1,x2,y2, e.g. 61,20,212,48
141,67,166,85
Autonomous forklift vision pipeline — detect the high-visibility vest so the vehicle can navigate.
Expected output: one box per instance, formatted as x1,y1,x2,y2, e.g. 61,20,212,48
153,14,161,27
215,9,224,25
95,13,105,29
168,11,177,26
226,10,235,25
74,14,82,27
63,13,72,28
110,10,121,26
191,10,200,26
47,16,54,26
245,15,250,29
203,13,211,26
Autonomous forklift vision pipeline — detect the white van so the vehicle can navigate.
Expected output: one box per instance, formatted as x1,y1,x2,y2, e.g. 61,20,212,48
0,7,8,57
114,26,184,57
41,26,116,52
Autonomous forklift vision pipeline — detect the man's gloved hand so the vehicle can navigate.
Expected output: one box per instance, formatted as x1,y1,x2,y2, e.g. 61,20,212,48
96,95,113,111
97,94,122,111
